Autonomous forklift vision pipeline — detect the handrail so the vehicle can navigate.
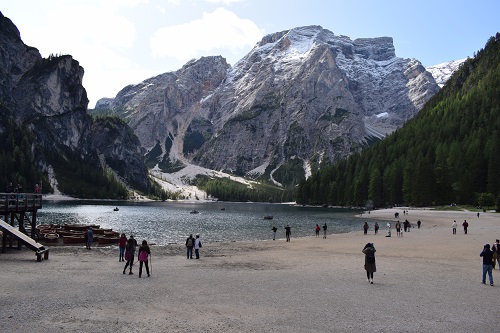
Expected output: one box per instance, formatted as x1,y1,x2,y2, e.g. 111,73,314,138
0,193,43,213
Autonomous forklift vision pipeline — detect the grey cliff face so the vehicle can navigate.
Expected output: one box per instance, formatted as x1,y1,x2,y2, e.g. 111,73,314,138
98,25,442,182
91,118,149,192
104,56,229,167
0,12,150,194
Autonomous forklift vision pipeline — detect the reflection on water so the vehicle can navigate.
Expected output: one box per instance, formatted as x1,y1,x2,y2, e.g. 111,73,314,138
39,201,366,246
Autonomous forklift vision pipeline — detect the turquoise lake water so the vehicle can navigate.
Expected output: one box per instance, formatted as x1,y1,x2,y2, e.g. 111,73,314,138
39,200,371,245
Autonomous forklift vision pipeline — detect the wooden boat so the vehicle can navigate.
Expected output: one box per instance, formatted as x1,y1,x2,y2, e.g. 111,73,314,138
57,229,85,237
103,231,120,237
96,236,120,245
113,207,119,211
190,210,199,214
92,228,114,235
263,215,273,220
63,224,100,231
62,235,86,244
42,233,59,243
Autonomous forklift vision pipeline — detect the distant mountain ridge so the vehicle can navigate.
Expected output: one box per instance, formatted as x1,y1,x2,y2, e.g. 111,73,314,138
96,26,445,186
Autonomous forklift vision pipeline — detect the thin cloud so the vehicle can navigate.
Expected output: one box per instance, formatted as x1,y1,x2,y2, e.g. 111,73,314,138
150,7,263,60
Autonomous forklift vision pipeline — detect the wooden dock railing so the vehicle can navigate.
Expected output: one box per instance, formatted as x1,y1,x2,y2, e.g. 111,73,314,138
0,193,43,214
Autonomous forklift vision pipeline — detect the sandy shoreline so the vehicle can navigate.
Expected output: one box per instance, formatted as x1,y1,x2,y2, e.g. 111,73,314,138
1,208,499,332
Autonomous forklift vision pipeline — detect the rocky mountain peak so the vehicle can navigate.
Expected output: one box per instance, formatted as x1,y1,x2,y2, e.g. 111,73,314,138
97,25,446,186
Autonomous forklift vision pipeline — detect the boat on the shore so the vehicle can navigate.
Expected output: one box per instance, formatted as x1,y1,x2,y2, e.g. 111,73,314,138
36,223,120,246
62,235,86,244
62,224,100,231
96,236,120,245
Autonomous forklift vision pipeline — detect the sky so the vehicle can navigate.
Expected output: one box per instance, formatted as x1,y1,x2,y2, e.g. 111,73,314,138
2,0,499,108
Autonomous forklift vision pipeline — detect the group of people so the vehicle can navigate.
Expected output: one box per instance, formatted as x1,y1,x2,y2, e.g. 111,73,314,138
119,234,151,278
185,234,202,259
6,182,42,194
314,224,328,238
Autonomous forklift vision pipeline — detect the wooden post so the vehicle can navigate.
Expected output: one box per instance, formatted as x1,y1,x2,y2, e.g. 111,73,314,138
31,211,37,239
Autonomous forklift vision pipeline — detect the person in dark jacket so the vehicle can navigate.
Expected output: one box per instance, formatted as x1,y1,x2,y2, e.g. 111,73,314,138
480,244,494,286
123,237,136,275
362,243,376,284
186,234,194,259
138,240,151,278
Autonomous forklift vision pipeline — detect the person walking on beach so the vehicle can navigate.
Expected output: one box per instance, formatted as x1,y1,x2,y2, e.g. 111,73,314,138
363,222,369,235
480,244,494,286
272,226,277,240
315,224,320,237
386,223,391,237
417,220,421,229
323,223,327,239
186,234,195,259
194,234,202,259
452,220,457,234
138,240,151,278
85,227,93,250
362,243,376,284
462,220,469,234
374,222,379,235
123,237,136,275
285,224,291,242
118,233,127,262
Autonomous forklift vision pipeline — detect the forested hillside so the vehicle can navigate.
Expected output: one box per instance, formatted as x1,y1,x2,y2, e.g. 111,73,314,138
297,33,500,208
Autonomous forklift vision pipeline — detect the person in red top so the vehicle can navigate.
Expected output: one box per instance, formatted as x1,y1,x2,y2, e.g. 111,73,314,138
118,234,127,262
315,224,320,237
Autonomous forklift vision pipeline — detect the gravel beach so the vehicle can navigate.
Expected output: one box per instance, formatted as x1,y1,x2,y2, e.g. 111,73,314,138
1,208,499,332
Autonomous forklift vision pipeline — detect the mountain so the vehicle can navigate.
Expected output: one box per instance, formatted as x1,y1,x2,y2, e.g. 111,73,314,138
0,12,151,198
297,33,500,207
426,59,466,87
97,26,440,186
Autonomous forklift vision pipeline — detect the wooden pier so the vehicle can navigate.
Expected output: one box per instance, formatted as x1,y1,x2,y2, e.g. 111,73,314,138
0,193,47,260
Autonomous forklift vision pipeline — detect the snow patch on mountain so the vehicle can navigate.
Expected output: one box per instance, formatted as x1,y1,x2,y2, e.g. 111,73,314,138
426,59,466,87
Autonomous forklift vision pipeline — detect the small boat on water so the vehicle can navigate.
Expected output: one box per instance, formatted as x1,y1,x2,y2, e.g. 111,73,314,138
190,210,199,214
263,215,273,220
113,207,119,211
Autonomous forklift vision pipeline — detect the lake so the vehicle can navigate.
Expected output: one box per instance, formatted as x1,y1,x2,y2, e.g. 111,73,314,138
39,200,371,245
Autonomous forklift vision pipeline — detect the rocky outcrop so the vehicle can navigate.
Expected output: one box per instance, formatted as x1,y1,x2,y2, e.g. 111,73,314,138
99,26,441,182
0,12,150,195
